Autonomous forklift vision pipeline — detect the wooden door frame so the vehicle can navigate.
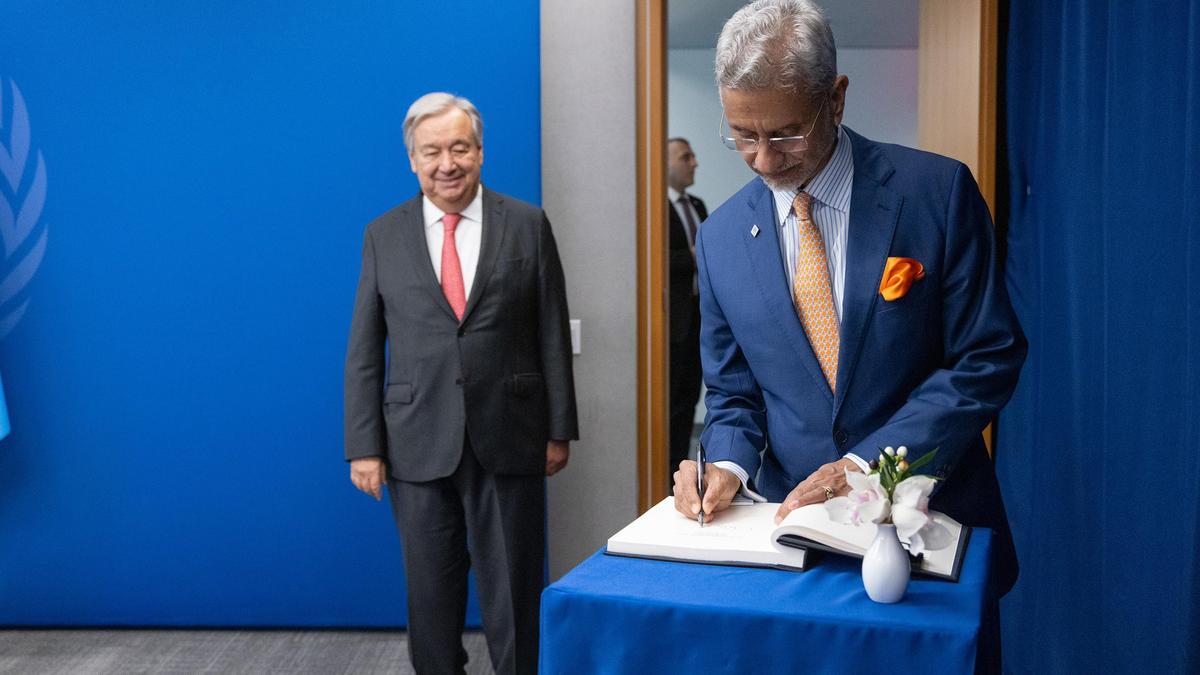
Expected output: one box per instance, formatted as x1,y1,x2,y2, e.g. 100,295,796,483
635,0,1001,512
635,0,669,513
917,0,1001,454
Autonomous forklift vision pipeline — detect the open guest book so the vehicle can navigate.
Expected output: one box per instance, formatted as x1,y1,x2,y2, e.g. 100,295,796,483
606,497,971,581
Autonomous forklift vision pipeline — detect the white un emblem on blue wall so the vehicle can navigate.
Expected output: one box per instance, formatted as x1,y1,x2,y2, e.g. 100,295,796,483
0,77,49,340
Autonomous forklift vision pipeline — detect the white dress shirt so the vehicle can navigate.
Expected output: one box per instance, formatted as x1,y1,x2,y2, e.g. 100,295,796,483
713,126,869,502
422,188,484,299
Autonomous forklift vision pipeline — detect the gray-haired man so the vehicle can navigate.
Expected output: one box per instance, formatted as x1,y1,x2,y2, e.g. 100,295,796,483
672,0,1025,599
344,92,578,674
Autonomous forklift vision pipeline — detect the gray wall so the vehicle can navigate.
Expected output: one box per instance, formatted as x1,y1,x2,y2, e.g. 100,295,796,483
541,0,638,580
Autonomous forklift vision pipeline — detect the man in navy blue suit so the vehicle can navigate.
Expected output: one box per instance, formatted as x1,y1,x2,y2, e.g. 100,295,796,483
671,0,1026,594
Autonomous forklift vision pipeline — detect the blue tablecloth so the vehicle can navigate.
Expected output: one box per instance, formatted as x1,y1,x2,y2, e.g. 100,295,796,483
540,529,995,674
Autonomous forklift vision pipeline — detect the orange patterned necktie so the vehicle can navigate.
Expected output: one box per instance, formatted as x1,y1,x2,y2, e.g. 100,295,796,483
792,191,839,391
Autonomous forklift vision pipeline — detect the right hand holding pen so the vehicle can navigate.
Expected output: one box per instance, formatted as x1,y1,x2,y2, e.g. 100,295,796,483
673,461,740,520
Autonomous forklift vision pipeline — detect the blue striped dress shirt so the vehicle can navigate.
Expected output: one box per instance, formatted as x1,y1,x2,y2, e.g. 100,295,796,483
773,124,854,321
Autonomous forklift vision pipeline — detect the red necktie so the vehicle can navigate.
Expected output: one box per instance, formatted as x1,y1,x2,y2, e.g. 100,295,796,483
440,213,466,320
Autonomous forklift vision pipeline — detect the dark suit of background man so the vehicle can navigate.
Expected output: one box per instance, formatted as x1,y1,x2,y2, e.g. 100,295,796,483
666,138,707,477
344,92,578,675
673,0,1026,598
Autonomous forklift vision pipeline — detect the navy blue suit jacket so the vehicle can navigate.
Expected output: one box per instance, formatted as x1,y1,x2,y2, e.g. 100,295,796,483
696,127,1026,592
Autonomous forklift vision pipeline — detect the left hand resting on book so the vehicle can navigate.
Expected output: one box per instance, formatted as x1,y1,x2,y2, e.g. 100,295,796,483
774,458,863,524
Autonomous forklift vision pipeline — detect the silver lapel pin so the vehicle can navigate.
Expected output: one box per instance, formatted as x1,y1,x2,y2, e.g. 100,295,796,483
750,224,760,237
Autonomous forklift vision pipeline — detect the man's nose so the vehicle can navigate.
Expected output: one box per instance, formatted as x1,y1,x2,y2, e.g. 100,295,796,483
437,152,456,174
751,143,782,173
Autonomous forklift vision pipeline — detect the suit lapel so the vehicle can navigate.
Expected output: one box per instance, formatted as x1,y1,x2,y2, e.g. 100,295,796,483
742,182,834,404
834,130,902,417
461,187,505,324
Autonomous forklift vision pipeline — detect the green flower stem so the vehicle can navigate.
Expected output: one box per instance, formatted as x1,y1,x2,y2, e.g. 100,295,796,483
872,447,940,502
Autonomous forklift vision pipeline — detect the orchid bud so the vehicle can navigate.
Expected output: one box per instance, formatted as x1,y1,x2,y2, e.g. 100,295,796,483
897,446,908,458
884,446,895,456
879,454,886,463
897,460,909,472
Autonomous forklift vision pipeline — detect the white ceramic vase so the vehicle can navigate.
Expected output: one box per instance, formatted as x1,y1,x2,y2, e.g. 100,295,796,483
862,523,910,603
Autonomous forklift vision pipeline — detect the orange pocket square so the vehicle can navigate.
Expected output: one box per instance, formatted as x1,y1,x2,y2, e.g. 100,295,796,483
879,257,925,301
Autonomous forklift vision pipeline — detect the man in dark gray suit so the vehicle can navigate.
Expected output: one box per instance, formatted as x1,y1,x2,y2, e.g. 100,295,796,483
344,92,578,675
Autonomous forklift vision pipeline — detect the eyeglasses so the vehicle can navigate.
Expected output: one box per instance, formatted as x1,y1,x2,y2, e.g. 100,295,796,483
719,99,827,154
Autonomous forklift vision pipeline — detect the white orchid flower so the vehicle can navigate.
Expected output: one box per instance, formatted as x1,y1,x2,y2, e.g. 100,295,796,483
891,475,951,554
825,469,890,526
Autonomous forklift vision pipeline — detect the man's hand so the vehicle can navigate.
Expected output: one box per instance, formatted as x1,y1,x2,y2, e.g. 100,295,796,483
774,457,862,524
546,440,570,476
350,457,387,501
673,461,741,520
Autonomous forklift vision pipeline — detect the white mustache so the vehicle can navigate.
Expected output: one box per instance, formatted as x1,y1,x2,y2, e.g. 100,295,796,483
756,162,807,188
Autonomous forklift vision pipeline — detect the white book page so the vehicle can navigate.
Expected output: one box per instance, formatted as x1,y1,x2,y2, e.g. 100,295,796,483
773,504,878,554
606,498,805,569
773,504,965,577
606,498,964,577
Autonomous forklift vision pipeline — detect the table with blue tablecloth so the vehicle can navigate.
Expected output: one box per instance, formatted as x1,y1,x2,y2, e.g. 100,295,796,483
540,529,997,674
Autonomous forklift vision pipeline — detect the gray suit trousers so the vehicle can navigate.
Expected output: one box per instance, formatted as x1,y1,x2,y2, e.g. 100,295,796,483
388,438,545,675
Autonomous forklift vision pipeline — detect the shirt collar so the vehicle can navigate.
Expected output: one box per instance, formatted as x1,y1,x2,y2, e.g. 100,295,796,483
667,186,688,203
423,186,485,229
771,125,854,224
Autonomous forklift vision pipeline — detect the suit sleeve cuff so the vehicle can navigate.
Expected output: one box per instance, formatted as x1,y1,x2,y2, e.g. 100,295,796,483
843,452,871,473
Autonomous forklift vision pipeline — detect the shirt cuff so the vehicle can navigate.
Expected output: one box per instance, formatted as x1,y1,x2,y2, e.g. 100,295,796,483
843,452,870,473
711,461,768,503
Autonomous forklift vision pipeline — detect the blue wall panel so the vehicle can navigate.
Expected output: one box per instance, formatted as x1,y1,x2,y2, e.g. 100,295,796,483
0,0,541,626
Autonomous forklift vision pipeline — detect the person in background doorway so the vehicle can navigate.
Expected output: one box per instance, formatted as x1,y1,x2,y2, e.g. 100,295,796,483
667,137,708,481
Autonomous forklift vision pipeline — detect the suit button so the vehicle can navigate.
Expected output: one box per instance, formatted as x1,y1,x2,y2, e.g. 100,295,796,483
455,377,464,385
457,328,465,337
834,430,848,446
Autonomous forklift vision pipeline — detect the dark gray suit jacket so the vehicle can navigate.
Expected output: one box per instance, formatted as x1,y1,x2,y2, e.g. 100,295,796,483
667,193,707,344
344,187,579,482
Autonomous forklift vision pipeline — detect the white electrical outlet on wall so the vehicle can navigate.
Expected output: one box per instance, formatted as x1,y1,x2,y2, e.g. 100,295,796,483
569,319,581,355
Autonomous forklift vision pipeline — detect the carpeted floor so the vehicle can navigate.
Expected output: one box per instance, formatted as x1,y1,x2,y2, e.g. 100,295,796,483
0,629,494,675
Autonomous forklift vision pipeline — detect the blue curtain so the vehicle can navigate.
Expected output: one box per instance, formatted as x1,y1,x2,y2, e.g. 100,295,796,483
1000,1,1200,672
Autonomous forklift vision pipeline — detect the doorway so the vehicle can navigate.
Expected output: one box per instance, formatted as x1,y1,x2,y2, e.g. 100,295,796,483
636,0,1000,512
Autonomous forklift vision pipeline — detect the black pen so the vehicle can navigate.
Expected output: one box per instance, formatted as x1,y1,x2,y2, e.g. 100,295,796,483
697,443,706,527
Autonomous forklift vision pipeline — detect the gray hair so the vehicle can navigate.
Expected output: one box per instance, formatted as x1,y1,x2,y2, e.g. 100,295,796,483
715,0,837,99
402,92,484,155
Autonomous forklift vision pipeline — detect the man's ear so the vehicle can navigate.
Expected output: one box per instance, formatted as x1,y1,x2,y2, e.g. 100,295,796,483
830,75,849,126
